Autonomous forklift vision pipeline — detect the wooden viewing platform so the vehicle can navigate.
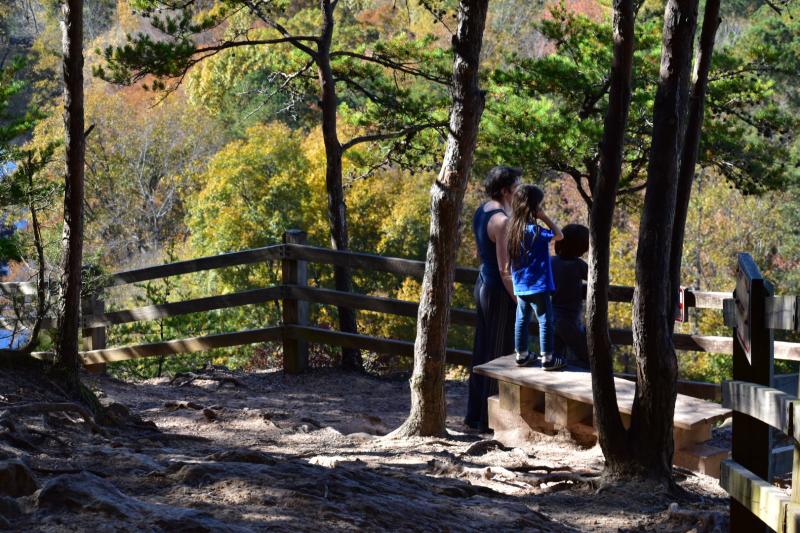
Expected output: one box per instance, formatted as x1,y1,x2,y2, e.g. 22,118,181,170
474,355,732,477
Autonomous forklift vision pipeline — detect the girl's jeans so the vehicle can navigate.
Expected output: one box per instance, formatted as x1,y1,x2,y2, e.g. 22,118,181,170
514,292,554,356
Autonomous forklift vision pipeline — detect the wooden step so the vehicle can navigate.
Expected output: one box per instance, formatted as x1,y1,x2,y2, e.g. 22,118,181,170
674,443,730,478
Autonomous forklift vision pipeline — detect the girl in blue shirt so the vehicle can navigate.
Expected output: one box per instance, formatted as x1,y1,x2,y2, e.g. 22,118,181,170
507,185,565,370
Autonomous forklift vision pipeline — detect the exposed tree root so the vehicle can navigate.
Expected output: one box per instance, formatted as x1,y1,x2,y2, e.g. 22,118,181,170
506,464,574,473
427,458,601,493
164,400,205,411
29,466,83,475
516,471,602,491
667,502,726,533
385,418,449,439
0,402,104,434
461,439,510,456
26,428,68,447
0,430,42,452
169,371,244,389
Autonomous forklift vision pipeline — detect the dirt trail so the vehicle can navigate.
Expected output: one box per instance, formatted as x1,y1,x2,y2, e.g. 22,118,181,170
0,367,729,532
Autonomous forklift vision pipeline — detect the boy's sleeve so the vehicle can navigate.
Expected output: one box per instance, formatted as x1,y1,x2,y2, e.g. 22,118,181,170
579,258,589,280
541,227,555,239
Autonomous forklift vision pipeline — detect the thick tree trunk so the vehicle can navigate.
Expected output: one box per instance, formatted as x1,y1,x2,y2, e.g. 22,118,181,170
390,0,489,437
586,0,635,472
317,0,361,371
668,0,721,332
630,0,699,481
56,0,85,394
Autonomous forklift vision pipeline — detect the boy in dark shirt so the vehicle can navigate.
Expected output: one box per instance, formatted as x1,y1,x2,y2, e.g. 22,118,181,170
551,224,590,368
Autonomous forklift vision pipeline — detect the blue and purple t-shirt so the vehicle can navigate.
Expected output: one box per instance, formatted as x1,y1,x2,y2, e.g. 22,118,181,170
511,224,555,296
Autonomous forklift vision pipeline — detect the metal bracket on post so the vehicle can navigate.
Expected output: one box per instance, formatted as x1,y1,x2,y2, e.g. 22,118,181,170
281,229,309,374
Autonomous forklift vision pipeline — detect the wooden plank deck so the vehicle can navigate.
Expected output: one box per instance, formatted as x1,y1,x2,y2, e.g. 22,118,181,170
474,355,731,429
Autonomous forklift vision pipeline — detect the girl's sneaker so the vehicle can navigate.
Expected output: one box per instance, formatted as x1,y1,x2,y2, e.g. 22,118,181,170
542,354,567,371
515,351,531,366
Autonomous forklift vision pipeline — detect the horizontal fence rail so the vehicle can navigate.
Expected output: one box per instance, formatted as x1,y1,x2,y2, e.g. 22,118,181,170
106,245,285,286
721,382,800,531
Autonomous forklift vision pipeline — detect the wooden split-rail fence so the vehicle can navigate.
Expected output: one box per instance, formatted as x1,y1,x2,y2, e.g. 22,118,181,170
1,230,798,374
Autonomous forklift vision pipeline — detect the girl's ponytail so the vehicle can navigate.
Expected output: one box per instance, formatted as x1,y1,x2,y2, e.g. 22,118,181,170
507,185,545,265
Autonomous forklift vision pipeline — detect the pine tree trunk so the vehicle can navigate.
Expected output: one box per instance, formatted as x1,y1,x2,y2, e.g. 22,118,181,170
56,0,85,394
586,0,635,472
317,0,361,371
390,0,489,438
668,0,721,331
630,0,699,480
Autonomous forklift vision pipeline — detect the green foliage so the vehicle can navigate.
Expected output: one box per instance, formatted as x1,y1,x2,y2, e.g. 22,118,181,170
0,234,23,262
186,122,309,289
96,1,451,176
0,57,59,352
481,3,800,195
0,59,59,230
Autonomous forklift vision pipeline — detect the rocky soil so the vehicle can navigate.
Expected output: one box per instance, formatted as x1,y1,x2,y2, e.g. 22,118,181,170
0,366,730,532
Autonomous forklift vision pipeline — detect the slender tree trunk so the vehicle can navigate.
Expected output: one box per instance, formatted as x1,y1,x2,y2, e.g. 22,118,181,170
630,0,699,481
25,166,47,354
586,0,635,473
390,0,489,438
668,0,721,333
56,0,85,394
317,0,361,371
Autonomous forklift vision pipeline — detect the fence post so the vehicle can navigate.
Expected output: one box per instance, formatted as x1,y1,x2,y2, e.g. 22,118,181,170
282,229,309,374
730,252,773,533
81,292,107,374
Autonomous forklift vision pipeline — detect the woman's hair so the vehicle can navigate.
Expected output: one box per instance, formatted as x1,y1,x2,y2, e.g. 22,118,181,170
555,224,590,259
507,184,545,263
484,166,522,200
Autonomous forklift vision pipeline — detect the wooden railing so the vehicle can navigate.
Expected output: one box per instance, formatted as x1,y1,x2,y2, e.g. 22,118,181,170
720,253,800,532
1,230,799,375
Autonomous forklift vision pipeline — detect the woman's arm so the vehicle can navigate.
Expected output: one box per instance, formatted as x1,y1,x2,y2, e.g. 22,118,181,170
537,211,564,241
492,215,517,301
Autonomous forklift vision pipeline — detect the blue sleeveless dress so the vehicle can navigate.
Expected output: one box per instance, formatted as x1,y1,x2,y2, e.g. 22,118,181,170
465,204,517,431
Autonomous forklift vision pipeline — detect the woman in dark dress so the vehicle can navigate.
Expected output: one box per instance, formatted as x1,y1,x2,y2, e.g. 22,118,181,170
464,167,520,432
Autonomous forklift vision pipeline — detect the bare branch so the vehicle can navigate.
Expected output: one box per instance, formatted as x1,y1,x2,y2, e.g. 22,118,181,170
579,77,611,119
618,182,647,195
553,163,593,207
240,58,316,121
330,50,450,85
341,122,448,152
241,0,319,58
194,36,319,55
